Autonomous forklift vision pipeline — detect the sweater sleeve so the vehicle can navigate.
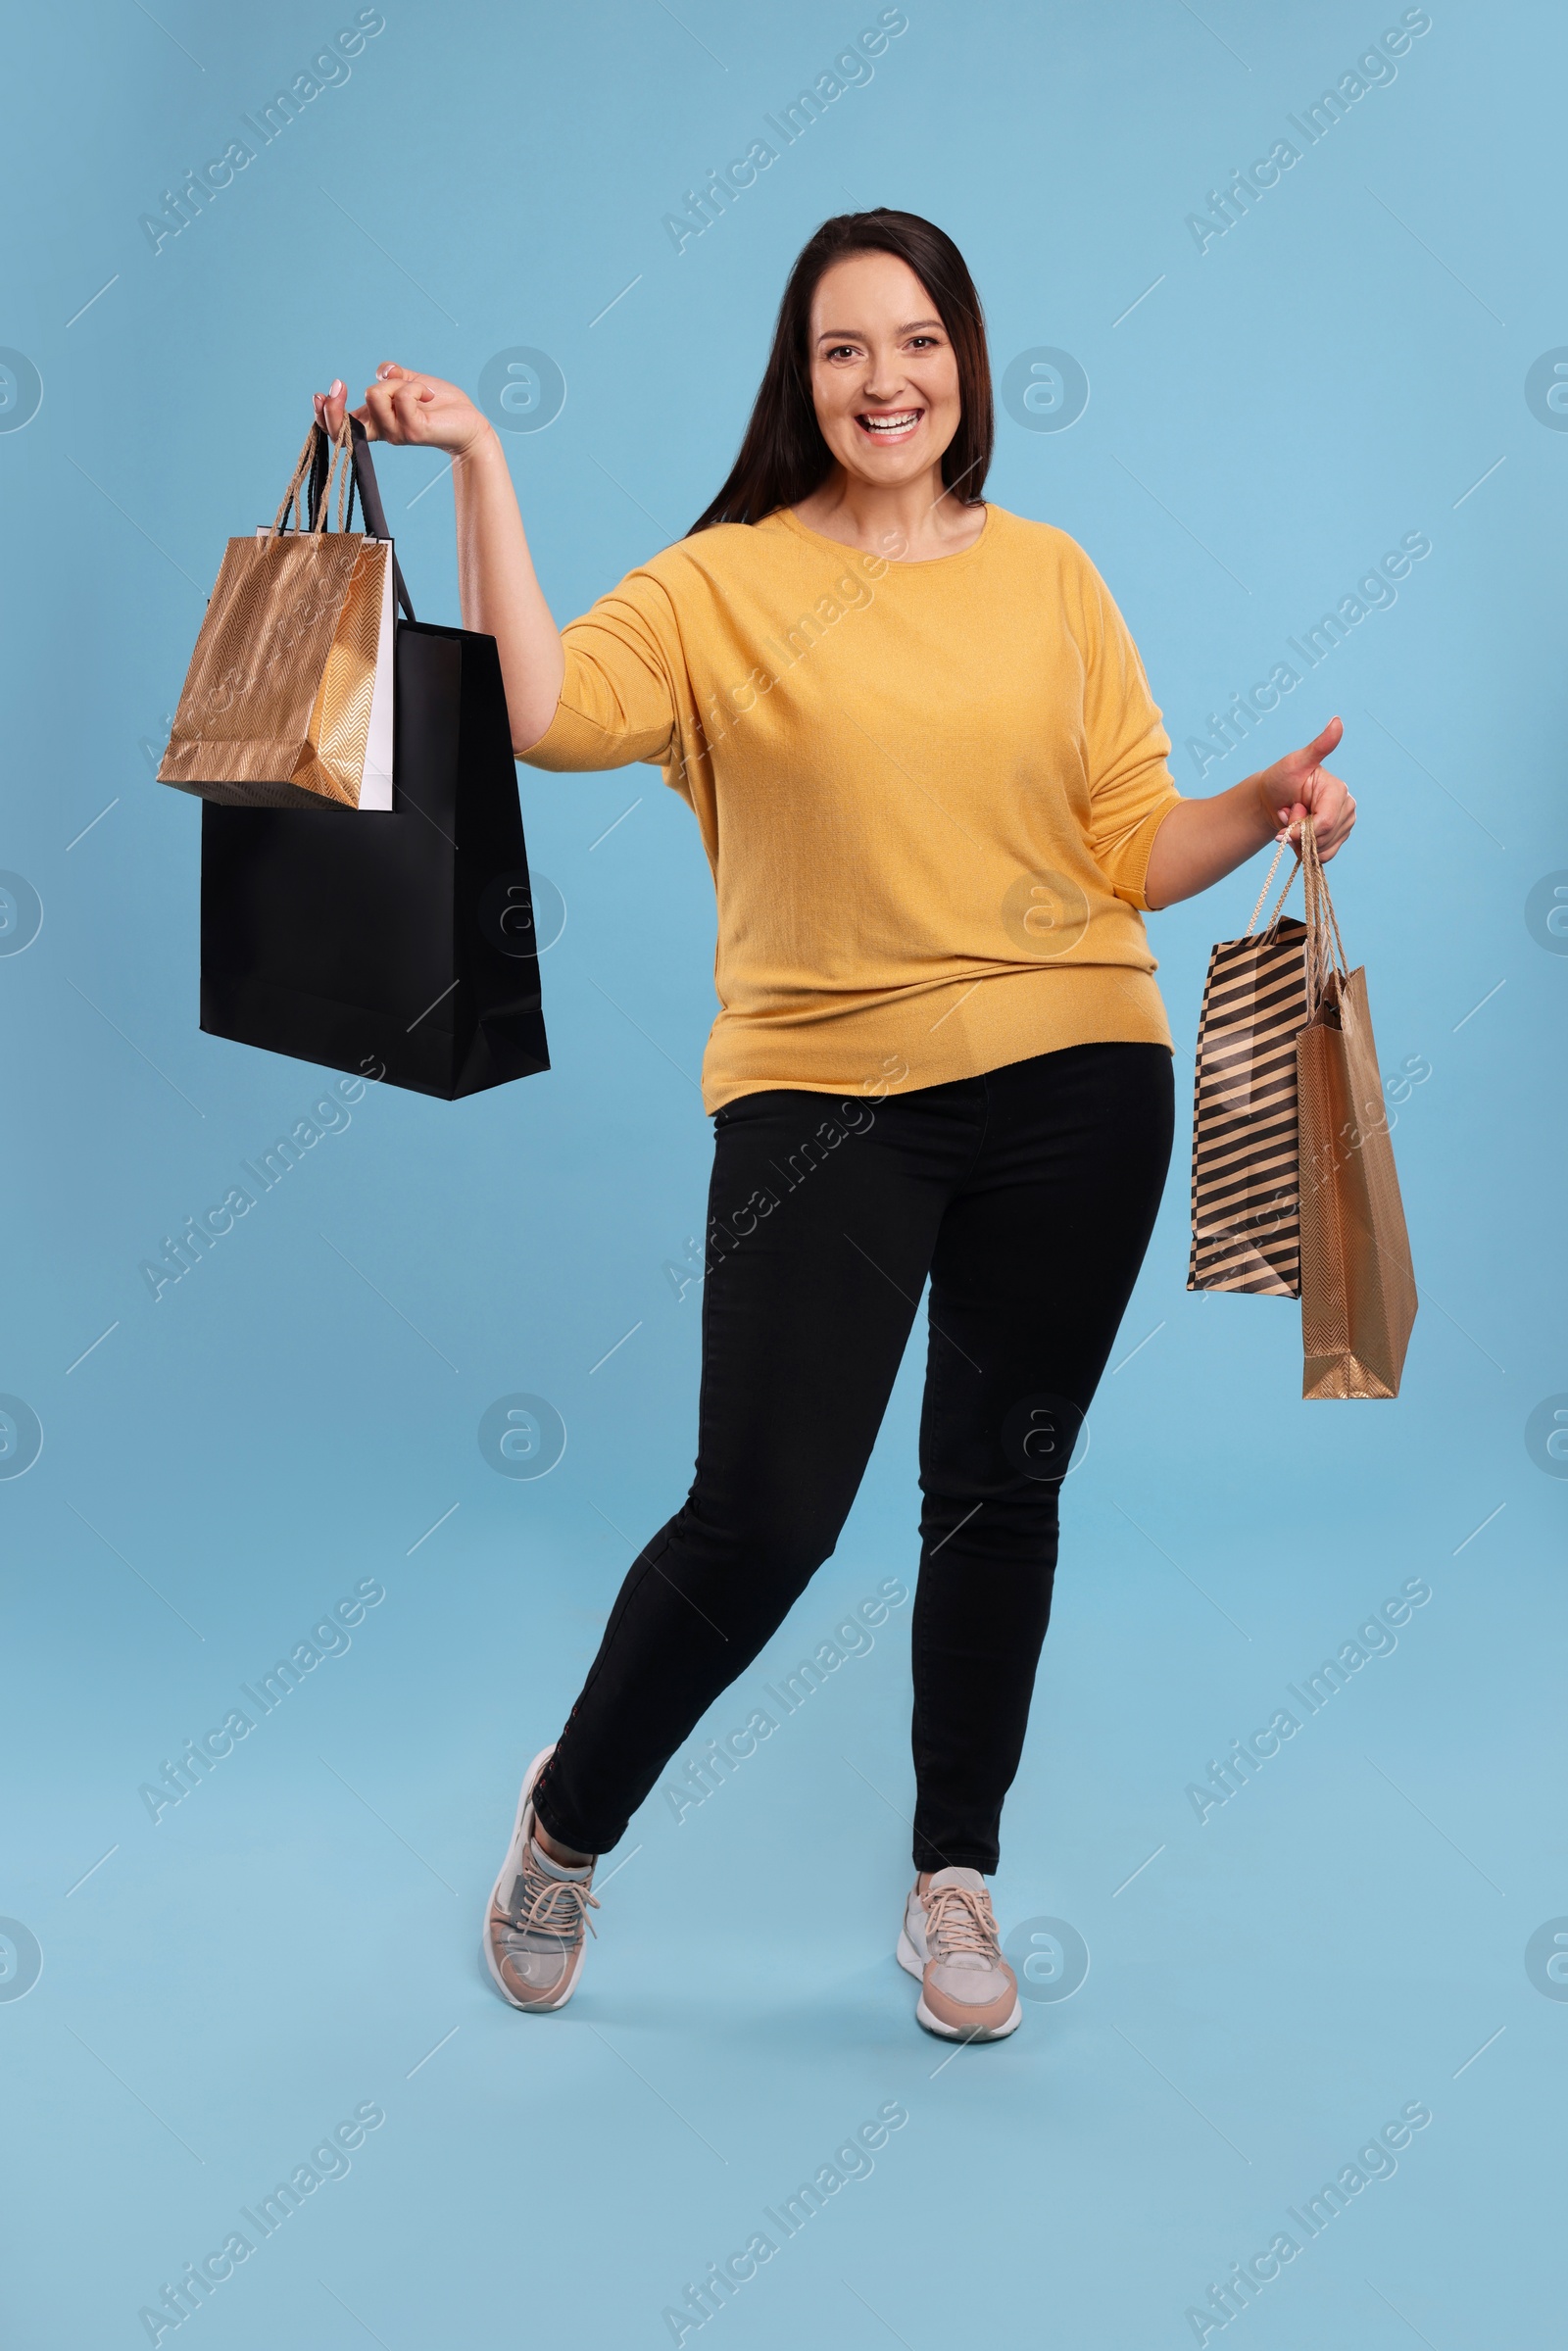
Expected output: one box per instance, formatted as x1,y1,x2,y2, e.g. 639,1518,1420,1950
517,567,680,772
1074,554,1187,911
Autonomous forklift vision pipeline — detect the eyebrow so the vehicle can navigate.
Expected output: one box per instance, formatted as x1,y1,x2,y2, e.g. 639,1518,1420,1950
814,318,945,343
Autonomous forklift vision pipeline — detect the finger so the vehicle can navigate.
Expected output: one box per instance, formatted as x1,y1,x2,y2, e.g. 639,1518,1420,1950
313,382,346,435
1300,764,1347,801
1320,795,1357,853
360,381,406,441
1277,715,1345,781
385,380,436,436
365,364,416,429
387,376,430,409
1296,784,1344,830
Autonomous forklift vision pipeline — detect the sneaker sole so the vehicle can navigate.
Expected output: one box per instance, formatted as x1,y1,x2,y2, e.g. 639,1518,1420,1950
896,1926,1023,2041
480,1743,588,2014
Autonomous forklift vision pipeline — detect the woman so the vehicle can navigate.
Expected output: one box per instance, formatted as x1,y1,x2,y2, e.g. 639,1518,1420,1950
315,209,1352,2043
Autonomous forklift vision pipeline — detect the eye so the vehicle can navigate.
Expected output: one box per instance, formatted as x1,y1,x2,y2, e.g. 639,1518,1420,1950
907,334,939,350
824,343,859,362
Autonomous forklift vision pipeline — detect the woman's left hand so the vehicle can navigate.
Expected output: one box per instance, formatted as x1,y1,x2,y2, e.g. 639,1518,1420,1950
1253,716,1356,859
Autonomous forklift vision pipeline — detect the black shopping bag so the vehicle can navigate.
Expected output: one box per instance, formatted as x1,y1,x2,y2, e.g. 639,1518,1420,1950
199,417,550,1101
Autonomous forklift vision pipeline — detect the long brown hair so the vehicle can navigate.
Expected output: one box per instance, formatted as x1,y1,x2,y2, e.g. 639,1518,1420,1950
688,209,993,534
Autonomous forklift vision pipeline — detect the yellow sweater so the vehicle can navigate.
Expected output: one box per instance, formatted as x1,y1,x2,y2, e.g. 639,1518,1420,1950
521,502,1187,1112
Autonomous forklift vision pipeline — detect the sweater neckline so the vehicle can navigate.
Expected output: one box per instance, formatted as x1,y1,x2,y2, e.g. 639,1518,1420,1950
772,501,996,571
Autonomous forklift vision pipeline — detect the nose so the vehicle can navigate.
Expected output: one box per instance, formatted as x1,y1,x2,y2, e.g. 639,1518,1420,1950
858,359,907,405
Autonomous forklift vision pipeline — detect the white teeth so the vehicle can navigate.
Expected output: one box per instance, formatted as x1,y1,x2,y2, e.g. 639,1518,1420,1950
860,412,919,431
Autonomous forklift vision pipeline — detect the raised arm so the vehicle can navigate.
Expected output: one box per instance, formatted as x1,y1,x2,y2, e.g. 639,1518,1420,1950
315,366,564,753
1072,553,1356,913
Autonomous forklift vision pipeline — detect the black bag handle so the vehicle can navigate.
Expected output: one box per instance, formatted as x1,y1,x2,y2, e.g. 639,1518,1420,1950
349,416,416,621
301,416,416,621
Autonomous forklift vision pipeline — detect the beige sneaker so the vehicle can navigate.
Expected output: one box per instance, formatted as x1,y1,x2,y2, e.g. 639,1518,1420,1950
896,1866,1022,2040
481,1745,599,2012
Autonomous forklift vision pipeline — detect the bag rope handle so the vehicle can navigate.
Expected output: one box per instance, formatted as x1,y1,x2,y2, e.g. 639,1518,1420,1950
1246,836,1301,938
1246,820,1350,954
1299,812,1350,1020
310,416,355,534
1303,813,1350,976
1244,815,1351,1023
270,416,356,537
270,423,314,535
263,412,413,615
323,416,355,533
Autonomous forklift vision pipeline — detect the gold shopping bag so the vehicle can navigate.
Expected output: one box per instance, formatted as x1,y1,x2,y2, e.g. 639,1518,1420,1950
158,419,393,809
1295,816,1418,1398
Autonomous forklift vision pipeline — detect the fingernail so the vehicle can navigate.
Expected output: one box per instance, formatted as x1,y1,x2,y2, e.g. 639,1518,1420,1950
330,379,344,397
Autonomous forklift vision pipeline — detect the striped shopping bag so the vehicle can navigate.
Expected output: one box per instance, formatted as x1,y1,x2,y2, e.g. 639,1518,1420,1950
1186,844,1327,1298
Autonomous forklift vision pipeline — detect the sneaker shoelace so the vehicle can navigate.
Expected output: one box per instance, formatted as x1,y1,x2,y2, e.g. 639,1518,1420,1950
496,1849,600,1945
925,1884,1003,1971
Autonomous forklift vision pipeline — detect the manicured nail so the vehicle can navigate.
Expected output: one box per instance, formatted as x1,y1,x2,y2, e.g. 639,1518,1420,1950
330,378,343,397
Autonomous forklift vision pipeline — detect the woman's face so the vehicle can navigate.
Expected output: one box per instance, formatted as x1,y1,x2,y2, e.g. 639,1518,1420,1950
806,251,962,489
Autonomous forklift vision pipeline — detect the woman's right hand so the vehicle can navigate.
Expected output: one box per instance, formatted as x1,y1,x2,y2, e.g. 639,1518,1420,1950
313,364,492,459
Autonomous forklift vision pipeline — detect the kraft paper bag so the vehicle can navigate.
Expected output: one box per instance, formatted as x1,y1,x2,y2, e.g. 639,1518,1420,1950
159,419,392,810
1294,819,1418,1398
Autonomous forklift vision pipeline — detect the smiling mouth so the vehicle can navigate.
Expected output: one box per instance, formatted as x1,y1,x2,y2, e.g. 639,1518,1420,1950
856,409,923,438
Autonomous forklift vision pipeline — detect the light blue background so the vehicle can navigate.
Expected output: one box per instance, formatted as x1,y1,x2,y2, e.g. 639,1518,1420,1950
2,2,1562,2345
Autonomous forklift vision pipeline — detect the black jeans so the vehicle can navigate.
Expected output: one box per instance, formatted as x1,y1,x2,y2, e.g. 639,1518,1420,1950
533,1041,1174,1873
